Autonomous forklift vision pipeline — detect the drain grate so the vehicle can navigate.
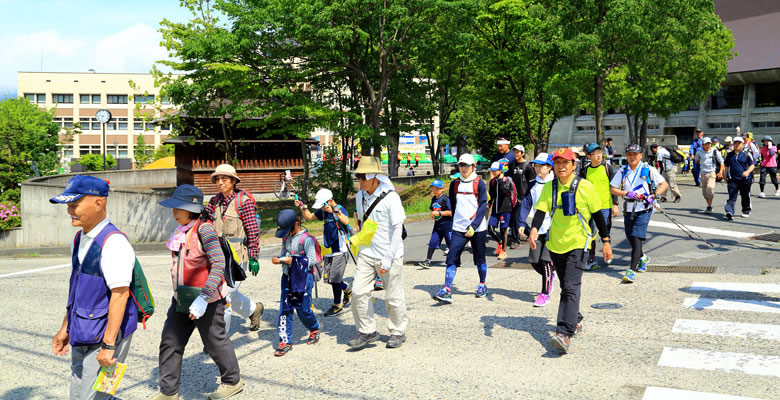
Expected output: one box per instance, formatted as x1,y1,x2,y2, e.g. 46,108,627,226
752,233,780,242
646,265,715,273
490,262,533,269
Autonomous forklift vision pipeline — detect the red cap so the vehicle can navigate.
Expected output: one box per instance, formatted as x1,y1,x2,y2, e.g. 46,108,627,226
551,148,577,161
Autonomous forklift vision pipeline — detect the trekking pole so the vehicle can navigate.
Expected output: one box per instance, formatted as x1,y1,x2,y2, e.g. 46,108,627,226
652,203,716,248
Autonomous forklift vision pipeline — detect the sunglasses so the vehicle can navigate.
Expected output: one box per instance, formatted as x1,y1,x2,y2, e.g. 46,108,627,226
457,163,472,167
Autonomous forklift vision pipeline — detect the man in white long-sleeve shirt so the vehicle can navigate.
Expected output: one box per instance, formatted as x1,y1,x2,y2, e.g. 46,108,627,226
349,156,408,349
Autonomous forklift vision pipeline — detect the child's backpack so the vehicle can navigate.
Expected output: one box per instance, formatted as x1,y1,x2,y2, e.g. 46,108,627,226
502,176,518,207
285,232,324,281
663,145,685,164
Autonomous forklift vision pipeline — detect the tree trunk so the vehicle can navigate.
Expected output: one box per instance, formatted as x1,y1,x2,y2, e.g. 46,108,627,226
625,111,634,144
219,116,234,163
299,138,309,201
594,74,605,146
639,115,649,149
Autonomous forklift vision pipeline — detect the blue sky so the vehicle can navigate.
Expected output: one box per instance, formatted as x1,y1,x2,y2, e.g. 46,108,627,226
0,0,194,98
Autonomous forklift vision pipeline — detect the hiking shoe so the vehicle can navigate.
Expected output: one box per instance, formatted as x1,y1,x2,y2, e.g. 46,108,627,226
673,196,681,203
742,213,750,218
274,342,292,356
417,260,432,269
622,269,636,283
705,206,712,214
546,272,556,295
342,287,353,307
759,192,766,198
374,277,384,291
476,283,488,298
433,287,452,303
584,256,597,271
533,293,550,307
497,251,507,260
208,379,244,400
148,392,178,400
726,212,733,221
324,304,344,317
307,329,320,345
550,332,570,353
637,255,649,272
249,302,264,331
386,334,406,349
347,331,379,349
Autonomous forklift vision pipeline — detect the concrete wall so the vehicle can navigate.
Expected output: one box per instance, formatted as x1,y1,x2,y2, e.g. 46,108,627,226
0,228,22,249
17,169,178,248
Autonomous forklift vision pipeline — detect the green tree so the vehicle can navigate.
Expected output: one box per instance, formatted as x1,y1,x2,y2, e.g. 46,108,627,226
134,135,153,168
77,153,117,171
0,97,60,197
151,144,175,161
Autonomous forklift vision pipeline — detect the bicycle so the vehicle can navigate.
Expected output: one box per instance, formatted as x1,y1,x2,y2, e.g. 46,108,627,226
274,170,296,199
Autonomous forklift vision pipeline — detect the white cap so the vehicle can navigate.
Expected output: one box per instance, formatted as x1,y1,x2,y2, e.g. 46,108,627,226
496,138,511,145
702,137,711,144
312,188,333,209
732,136,744,143
489,162,501,171
458,153,476,165
513,144,525,152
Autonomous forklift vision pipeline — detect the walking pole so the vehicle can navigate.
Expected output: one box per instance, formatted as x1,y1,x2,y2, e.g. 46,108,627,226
652,203,716,248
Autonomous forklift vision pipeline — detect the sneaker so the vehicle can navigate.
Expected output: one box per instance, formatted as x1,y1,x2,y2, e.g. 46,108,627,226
476,283,488,298
374,277,384,291
584,256,597,271
342,287,352,307
546,272,556,295
509,241,520,250
673,196,681,203
347,331,379,349
440,243,449,255
573,322,583,337
759,192,766,198
604,258,612,265
742,213,750,218
622,269,636,283
775,189,780,197
533,293,550,307
208,379,244,400
705,206,712,214
497,251,507,260
433,287,452,303
248,302,264,331
307,329,320,345
637,255,649,272
658,197,667,203
417,260,432,269
274,342,292,357
386,334,406,349
550,332,570,353
148,392,178,400
494,244,502,256
726,212,733,221
324,304,344,317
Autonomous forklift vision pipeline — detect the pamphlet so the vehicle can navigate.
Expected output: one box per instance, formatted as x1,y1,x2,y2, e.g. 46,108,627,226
92,362,127,395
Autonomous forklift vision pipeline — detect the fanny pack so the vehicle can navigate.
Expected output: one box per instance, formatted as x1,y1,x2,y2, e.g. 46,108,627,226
175,285,202,314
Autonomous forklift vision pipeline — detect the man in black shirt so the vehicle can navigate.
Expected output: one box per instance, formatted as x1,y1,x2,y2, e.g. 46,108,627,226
507,144,536,248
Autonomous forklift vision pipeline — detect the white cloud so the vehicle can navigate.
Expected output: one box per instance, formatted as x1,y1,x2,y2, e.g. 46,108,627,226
0,22,173,94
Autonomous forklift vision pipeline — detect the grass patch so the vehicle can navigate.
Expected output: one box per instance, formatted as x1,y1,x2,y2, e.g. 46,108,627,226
13,253,39,258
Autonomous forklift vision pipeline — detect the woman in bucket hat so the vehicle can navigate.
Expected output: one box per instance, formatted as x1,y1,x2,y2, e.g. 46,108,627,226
149,184,243,400
204,164,264,333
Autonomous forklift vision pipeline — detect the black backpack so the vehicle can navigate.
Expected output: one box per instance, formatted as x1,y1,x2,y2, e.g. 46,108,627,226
663,145,685,164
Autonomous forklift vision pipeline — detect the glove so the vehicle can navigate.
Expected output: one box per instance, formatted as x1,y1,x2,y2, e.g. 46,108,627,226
189,295,208,319
466,226,475,237
626,191,639,200
645,195,655,206
249,258,260,276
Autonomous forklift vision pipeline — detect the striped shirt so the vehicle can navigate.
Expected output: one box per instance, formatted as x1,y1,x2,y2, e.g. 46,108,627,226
197,221,226,299
205,189,260,258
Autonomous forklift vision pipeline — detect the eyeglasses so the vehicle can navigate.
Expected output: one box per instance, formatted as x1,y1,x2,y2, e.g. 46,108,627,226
457,163,472,167
355,173,366,181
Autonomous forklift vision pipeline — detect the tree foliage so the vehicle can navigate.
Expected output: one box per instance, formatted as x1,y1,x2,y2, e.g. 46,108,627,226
78,153,117,171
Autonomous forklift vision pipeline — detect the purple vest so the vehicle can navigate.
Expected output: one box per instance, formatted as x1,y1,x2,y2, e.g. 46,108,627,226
67,223,137,346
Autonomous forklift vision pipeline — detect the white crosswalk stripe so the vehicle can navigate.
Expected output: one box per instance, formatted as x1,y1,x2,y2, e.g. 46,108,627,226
682,297,780,313
688,282,780,293
642,386,766,400
657,347,780,377
672,319,780,340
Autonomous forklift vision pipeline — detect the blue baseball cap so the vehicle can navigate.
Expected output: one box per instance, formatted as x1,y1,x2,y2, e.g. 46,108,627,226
158,184,204,214
626,144,642,153
49,175,110,204
530,153,553,166
430,179,444,189
584,143,601,154
275,209,299,238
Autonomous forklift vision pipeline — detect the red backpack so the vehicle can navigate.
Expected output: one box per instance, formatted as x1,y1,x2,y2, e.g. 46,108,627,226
502,176,518,207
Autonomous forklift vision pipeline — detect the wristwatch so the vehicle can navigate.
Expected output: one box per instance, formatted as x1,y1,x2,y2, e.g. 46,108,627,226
101,342,116,350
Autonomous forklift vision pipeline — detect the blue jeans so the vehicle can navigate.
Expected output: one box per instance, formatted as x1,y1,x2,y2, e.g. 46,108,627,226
278,273,319,344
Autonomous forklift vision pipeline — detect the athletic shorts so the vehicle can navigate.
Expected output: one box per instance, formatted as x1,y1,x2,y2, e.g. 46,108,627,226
488,212,511,229
323,252,348,284
624,209,652,240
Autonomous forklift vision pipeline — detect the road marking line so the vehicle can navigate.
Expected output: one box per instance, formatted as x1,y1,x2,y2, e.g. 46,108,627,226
643,386,766,400
672,319,780,340
683,297,780,314
0,263,70,279
658,347,780,377
613,219,754,238
689,282,780,293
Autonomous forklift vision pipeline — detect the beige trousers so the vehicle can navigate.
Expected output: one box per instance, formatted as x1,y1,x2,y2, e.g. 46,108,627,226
352,254,408,336
701,172,716,200
663,167,681,198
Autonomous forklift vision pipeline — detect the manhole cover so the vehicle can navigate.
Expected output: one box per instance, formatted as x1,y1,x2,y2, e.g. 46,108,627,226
647,265,716,273
490,262,533,269
592,303,623,309
752,233,780,242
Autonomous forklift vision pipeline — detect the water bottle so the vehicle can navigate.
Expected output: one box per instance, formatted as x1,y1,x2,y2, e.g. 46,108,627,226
432,202,441,220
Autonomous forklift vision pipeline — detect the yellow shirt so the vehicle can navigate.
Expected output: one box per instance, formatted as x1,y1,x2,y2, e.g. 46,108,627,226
535,177,602,254
584,164,612,210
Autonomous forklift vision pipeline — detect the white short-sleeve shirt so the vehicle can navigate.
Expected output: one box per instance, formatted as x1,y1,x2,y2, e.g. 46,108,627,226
72,217,136,289
610,163,666,213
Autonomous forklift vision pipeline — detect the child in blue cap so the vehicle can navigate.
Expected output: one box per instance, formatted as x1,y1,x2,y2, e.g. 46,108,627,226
418,179,453,269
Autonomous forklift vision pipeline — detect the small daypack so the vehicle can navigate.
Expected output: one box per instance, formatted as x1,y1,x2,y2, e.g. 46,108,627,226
663,145,685,164
285,232,323,281
502,176,518,207
233,189,256,215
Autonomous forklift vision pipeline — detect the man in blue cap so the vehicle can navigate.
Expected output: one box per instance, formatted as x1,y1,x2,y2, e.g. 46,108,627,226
50,175,137,400
418,179,453,269
579,143,618,269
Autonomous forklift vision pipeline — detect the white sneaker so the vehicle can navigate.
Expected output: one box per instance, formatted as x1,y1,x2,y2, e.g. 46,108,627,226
775,189,780,197
759,192,766,198
742,213,750,218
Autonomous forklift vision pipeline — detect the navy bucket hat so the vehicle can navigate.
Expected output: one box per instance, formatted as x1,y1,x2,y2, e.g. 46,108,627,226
275,209,299,238
159,184,204,214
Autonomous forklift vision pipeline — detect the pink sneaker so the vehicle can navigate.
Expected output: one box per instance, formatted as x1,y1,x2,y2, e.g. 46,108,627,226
546,272,556,295
533,293,550,307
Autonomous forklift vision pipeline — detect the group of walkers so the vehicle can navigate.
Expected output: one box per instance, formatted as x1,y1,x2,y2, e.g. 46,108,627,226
50,131,778,399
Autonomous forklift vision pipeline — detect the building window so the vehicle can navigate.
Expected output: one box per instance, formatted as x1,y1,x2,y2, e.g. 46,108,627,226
755,82,780,108
106,120,117,130
107,95,128,104
52,94,74,104
605,125,625,131
59,144,74,158
134,95,155,104
159,96,171,104
79,117,91,130
92,94,101,104
25,93,46,104
753,121,780,128
107,144,129,158
117,118,128,130
63,117,73,129
576,126,595,131
79,145,102,156
708,122,738,129
134,120,145,131
92,120,101,130
578,109,593,116
80,94,101,104
711,86,744,110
